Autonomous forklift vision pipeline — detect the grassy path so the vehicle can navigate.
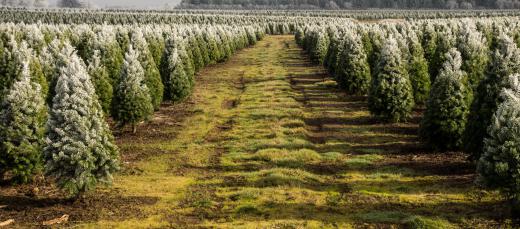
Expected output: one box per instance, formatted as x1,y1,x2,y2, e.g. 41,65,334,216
85,35,506,227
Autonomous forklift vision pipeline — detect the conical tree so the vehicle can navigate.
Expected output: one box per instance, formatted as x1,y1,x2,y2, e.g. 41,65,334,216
457,23,489,91
464,33,520,160
163,48,192,102
0,38,47,101
44,48,119,196
111,45,153,133
420,48,469,151
477,74,520,221
87,50,113,115
130,30,164,110
368,37,414,122
336,32,371,95
408,32,431,105
0,63,46,183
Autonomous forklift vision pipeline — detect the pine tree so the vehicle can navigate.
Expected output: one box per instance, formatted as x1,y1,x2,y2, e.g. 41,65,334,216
188,36,204,72
94,30,124,86
163,48,193,102
421,23,437,70
146,33,165,71
0,38,47,102
111,45,153,133
130,30,164,110
407,32,431,105
336,32,371,95
368,37,414,122
457,22,489,91
430,28,456,82
0,63,46,183
44,49,119,196
87,50,113,114
464,33,520,160
477,74,520,220
420,48,469,151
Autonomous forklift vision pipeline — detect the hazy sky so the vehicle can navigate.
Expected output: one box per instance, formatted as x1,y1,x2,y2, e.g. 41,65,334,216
49,0,181,8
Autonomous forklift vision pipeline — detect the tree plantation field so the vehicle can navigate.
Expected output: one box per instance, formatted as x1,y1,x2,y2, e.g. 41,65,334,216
1,9,520,228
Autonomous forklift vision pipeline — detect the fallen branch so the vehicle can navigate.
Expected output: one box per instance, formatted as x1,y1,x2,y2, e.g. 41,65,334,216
42,214,69,226
0,219,14,227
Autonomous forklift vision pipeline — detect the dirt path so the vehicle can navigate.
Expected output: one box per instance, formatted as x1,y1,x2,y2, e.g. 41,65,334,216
0,35,509,228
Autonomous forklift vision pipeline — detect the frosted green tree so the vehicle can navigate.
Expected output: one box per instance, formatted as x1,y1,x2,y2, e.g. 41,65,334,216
420,48,469,150
457,21,489,91
111,45,153,133
477,74,520,220
87,50,113,114
336,32,371,95
464,33,520,160
0,38,47,101
0,63,46,183
163,48,192,102
130,30,164,110
368,37,414,122
407,31,430,105
44,49,119,196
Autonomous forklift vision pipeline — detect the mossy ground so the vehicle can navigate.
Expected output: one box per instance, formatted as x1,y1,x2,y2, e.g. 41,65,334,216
0,36,510,228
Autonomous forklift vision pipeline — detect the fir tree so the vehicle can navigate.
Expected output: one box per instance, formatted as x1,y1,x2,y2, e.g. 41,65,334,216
0,63,46,183
87,50,113,114
457,22,489,91
477,74,520,220
420,48,469,151
407,32,431,105
130,30,164,110
111,45,153,133
163,48,193,102
368,37,414,122
336,32,371,95
44,50,119,196
464,33,520,160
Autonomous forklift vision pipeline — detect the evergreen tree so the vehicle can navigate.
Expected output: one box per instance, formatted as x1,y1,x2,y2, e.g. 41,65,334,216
430,28,456,82
88,50,113,114
44,49,119,196
477,74,520,220
421,23,437,70
336,32,371,95
368,37,414,122
408,31,431,105
420,48,469,150
188,36,204,72
130,30,164,110
464,33,520,160
146,33,166,72
95,30,124,86
0,63,46,183
457,22,489,91
0,38,47,101
111,45,153,133
163,48,193,102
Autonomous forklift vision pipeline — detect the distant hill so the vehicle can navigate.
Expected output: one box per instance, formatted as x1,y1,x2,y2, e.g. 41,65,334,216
178,0,519,9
